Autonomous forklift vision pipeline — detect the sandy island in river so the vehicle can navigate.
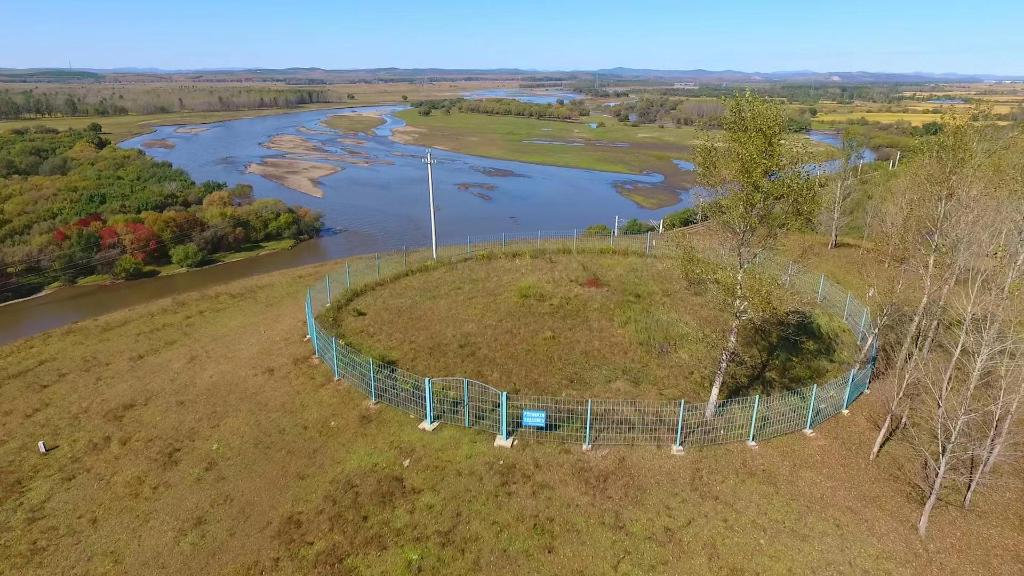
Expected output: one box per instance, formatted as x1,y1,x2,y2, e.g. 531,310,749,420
141,139,175,149
174,126,209,135
261,134,391,166
246,158,341,198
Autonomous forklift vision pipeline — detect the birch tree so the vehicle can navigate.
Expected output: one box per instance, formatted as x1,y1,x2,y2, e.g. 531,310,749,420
694,91,818,418
824,131,866,249
869,116,990,460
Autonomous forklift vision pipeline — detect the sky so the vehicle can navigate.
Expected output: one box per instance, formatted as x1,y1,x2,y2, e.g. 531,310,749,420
1,0,1022,75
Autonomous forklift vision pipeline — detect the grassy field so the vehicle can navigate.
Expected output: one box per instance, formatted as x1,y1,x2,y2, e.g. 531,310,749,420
324,253,854,400
323,113,387,134
395,109,701,175
2,248,1023,574
814,111,941,126
394,109,702,209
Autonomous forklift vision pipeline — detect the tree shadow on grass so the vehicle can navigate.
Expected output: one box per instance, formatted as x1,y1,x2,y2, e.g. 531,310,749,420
723,309,844,399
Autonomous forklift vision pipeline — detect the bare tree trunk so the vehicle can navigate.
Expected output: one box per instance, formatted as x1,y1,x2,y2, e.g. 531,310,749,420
707,316,740,419
707,266,746,419
828,180,843,250
918,453,949,537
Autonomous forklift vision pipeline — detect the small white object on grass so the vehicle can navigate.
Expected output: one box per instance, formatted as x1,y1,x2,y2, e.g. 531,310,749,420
38,440,47,454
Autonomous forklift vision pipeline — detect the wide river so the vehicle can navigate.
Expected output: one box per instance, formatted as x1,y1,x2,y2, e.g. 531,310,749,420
0,103,694,344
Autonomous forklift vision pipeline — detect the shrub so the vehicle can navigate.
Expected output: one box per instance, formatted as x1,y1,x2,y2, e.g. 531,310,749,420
663,207,703,230
112,255,143,279
170,243,204,269
584,224,612,235
620,218,655,235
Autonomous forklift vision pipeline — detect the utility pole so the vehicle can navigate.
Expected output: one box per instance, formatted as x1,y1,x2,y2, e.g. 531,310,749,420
423,149,438,260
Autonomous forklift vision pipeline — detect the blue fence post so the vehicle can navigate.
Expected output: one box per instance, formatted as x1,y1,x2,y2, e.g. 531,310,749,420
331,337,340,380
842,368,856,413
368,358,377,403
325,274,331,305
375,253,381,279
419,378,438,431
501,232,506,250
583,399,593,450
425,378,433,423
747,395,760,447
804,384,819,434
537,230,542,248
843,293,851,322
672,399,686,454
403,245,408,270
817,273,825,302
573,228,577,252
467,235,471,255
463,378,470,427
500,391,508,441
345,262,351,289
310,318,319,359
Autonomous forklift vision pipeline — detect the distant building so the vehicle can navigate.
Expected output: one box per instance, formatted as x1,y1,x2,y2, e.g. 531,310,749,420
672,82,698,89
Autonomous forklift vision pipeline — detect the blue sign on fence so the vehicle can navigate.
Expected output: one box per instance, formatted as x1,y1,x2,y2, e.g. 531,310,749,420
522,409,546,428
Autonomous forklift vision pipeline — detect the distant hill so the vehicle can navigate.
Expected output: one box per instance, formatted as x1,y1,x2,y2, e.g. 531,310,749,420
1,67,1022,84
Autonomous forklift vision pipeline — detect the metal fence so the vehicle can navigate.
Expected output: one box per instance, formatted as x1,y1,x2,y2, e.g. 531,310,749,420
304,229,878,451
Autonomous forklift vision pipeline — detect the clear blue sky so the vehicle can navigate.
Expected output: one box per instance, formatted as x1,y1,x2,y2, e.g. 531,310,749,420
2,0,1021,75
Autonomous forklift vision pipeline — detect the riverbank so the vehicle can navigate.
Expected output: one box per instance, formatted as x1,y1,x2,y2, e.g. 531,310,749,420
2,238,300,310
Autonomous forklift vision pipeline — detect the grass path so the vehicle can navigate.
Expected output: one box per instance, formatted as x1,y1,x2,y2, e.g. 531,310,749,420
1,257,1022,574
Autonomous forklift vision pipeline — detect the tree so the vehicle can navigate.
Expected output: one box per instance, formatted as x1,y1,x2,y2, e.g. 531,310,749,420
823,130,865,249
170,243,204,269
694,91,819,418
869,116,990,461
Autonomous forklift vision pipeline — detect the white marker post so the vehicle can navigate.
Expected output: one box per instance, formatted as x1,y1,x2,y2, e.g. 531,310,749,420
38,440,47,454
613,215,619,236
423,149,438,260
893,150,901,169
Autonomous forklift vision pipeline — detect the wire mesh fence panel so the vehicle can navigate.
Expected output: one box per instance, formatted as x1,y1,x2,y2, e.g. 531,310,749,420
466,380,502,434
334,341,375,396
508,396,589,444
590,399,678,446
372,362,426,417
810,374,849,428
681,396,759,448
756,386,815,440
848,365,872,404
429,378,468,427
